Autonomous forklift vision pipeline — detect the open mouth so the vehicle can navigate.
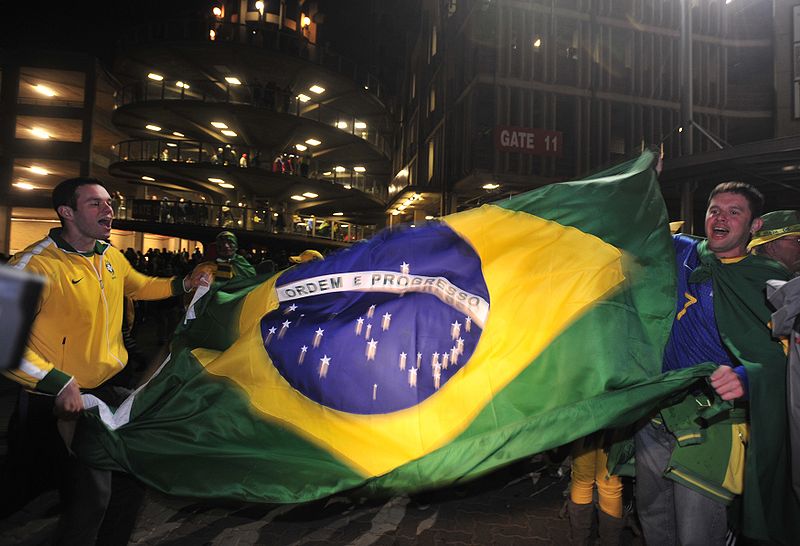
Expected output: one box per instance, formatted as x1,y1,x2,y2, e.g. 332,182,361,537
711,226,729,237
98,218,112,229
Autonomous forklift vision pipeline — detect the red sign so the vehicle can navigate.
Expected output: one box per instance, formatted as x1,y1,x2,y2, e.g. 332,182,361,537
494,126,563,156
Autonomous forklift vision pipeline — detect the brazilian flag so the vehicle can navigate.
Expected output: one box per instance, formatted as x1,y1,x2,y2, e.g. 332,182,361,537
75,150,710,502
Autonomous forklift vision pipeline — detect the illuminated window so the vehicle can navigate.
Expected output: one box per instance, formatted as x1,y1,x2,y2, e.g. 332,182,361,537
427,141,435,182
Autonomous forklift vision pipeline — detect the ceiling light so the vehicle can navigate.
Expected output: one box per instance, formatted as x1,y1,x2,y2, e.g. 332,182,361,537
297,94,311,102
333,212,344,216
221,130,238,137
211,121,228,128
782,165,797,172
295,144,308,151
413,193,422,199
425,215,434,220
334,166,345,172
398,204,407,211
176,81,190,89
225,76,242,85
532,37,542,48
353,166,366,172
309,85,325,94
301,16,311,27
33,84,56,97
354,121,367,129
13,182,35,190
148,72,164,81
302,192,318,198
340,223,349,227
145,124,162,131
166,142,177,147
391,210,400,216
172,131,185,137
305,138,321,146
291,195,306,201
336,121,348,129
482,183,500,190
30,128,50,139
29,166,49,175
322,171,332,176
141,176,155,181
343,184,351,189
208,177,225,183
219,182,235,189
255,0,264,11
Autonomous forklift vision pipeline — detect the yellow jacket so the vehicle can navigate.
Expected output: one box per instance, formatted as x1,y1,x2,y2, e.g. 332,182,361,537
4,229,182,394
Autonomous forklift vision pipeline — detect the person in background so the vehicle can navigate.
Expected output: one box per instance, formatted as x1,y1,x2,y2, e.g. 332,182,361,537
189,231,256,286
289,249,324,264
747,209,800,275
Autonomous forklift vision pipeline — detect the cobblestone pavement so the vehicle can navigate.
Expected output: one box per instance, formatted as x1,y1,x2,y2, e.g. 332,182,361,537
0,454,643,545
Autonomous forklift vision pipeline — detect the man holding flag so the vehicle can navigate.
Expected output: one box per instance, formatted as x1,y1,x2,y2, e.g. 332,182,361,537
634,182,797,544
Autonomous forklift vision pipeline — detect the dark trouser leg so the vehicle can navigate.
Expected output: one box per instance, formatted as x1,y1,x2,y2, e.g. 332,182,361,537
54,457,112,546
634,421,677,546
95,472,146,546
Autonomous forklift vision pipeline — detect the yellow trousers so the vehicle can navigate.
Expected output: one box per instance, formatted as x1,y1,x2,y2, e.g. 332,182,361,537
570,435,623,518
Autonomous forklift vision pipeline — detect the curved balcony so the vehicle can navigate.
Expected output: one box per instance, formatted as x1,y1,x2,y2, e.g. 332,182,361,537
114,78,392,159
112,197,374,248
110,139,388,223
119,19,387,103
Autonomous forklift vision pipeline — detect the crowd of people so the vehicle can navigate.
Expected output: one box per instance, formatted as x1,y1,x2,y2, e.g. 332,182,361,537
1,172,799,545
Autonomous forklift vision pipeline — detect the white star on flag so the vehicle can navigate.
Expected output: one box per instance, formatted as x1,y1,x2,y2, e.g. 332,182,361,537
366,338,378,361
399,352,407,370
284,303,298,314
465,317,472,332
313,327,324,348
355,316,364,335
442,352,449,369
400,262,410,274
431,352,440,367
265,326,277,345
451,321,461,340
365,323,372,339
408,367,417,387
416,352,422,368
367,304,376,318
450,346,459,365
298,345,308,365
319,355,331,378
381,312,392,331
372,383,378,401
278,320,291,339
456,337,464,355
433,369,441,390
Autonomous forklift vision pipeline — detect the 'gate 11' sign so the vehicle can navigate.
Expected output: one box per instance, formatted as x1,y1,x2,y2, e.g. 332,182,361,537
494,126,563,156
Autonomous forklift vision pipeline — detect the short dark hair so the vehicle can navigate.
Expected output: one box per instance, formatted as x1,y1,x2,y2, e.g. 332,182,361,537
707,181,764,219
52,177,107,220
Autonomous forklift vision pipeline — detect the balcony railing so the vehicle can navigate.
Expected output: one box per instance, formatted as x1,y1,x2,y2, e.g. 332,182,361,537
120,19,385,101
113,138,389,203
115,78,392,159
113,197,375,242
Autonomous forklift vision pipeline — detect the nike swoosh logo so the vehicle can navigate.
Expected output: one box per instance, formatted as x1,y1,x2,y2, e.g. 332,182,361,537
71,278,83,284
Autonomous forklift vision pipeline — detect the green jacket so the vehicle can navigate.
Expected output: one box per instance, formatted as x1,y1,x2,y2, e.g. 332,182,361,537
690,241,797,543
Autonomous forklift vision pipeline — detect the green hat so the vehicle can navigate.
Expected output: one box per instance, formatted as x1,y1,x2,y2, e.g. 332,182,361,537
216,231,238,244
747,210,800,250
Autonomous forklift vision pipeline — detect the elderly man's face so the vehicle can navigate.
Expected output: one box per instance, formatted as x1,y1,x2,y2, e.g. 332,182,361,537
765,236,800,274
217,237,237,259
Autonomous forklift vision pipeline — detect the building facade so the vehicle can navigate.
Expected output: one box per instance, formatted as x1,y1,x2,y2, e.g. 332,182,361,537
389,0,778,224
